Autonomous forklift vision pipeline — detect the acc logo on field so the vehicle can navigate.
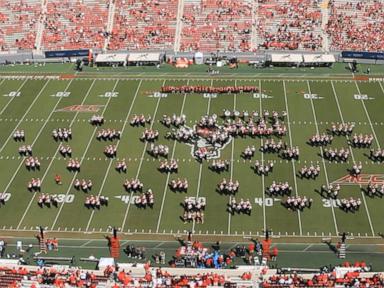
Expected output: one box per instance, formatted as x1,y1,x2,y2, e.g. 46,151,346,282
332,174,384,185
55,105,104,112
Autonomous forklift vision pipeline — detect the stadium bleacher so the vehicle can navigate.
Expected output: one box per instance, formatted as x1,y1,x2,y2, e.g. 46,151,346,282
0,0,41,50
42,0,109,51
257,0,323,51
326,0,384,52
0,262,383,287
179,0,253,52
1,0,383,52
109,0,178,51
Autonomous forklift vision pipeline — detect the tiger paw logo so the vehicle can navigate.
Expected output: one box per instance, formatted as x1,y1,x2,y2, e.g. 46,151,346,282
184,125,232,160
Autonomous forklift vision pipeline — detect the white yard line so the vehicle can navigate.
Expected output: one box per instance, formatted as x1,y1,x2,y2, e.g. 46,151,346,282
192,79,213,233
16,79,95,229
79,239,94,247
156,81,189,233
332,81,375,236
302,243,313,252
49,80,118,230
85,80,142,232
354,82,381,149
379,82,384,102
227,83,236,235
282,80,303,236
3,79,74,207
259,80,266,233
0,80,51,153
306,80,339,235
0,79,28,115
121,80,165,231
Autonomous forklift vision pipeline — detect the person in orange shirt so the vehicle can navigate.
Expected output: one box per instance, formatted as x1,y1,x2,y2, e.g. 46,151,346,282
52,238,59,251
271,247,278,261
248,242,255,254
55,174,62,185
118,270,126,283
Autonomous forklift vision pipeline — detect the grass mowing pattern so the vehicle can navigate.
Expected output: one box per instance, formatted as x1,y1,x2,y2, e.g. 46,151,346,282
0,78,384,239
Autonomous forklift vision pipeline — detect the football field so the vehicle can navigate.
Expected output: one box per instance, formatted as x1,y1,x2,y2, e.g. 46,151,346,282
1,74,384,240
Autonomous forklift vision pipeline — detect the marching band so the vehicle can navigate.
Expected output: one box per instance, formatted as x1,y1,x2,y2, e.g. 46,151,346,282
161,85,259,94
74,178,93,192
18,145,32,156
90,115,104,126
52,128,72,141
134,190,154,208
124,179,144,192
283,196,313,211
228,198,252,215
85,195,109,209
13,129,25,141
217,179,240,194
130,114,151,127
96,129,121,141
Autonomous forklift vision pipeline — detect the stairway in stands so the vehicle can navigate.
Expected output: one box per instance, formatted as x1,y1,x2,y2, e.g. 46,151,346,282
320,0,330,52
251,0,258,51
174,0,185,52
104,0,116,50
34,0,47,51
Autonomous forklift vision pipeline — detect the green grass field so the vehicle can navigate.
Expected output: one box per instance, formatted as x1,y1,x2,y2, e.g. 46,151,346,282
1,71,384,243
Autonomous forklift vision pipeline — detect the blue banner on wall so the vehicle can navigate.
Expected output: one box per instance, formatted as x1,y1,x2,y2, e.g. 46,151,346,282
44,49,89,58
342,51,384,60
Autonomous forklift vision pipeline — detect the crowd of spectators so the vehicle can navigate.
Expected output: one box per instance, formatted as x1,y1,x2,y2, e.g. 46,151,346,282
326,0,384,52
257,0,323,50
0,266,108,287
168,238,276,269
170,240,235,269
0,264,248,287
1,0,384,52
180,0,252,52
0,259,381,288
42,0,109,50
0,0,40,50
108,0,177,51
154,268,233,287
262,261,378,287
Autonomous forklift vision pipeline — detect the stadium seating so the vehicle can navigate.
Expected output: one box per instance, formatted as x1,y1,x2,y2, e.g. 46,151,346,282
2,262,384,287
108,0,178,51
257,0,323,50
0,0,40,50
41,0,109,51
326,0,384,52
179,0,253,52
0,264,252,287
1,0,384,52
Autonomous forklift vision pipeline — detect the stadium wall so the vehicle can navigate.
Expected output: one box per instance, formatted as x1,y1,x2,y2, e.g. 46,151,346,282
0,49,383,65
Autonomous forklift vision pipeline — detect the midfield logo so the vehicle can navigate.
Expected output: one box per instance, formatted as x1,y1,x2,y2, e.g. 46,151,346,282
332,174,384,185
55,105,104,112
185,125,232,160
